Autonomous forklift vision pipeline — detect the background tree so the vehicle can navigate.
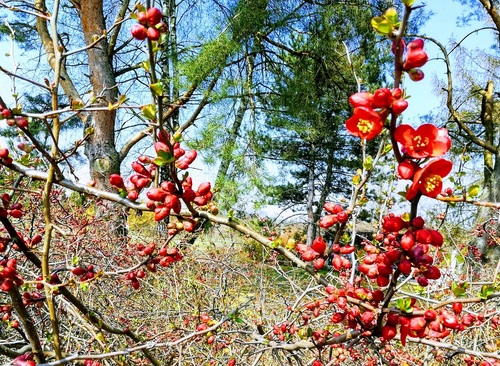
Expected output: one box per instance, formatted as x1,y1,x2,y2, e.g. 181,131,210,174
426,0,500,260
2,1,500,366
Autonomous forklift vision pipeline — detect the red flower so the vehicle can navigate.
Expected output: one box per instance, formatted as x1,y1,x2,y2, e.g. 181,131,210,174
403,39,428,70
346,107,384,140
397,159,418,179
372,88,393,109
349,92,373,108
395,124,451,158
406,159,453,200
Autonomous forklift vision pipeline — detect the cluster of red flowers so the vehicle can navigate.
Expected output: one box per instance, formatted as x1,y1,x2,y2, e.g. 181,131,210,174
346,87,407,140
401,38,428,81
395,124,452,200
345,38,452,201
130,7,168,41
345,39,429,141
109,130,214,222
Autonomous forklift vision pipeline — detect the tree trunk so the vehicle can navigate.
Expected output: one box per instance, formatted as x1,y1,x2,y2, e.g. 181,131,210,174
80,0,120,187
314,149,335,240
80,0,126,236
478,153,500,262
306,160,316,246
476,81,500,261
214,95,249,193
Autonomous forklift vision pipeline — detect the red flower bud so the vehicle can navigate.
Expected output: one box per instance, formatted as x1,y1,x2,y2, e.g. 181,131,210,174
197,182,211,196
324,203,343,214
382,324,397,341
382,216,404,232
311,237,327,255
319,214,337,229
408,68,425,82
398,258,412,275
349,92,373,108
147,187,167,202
146,7,163,26
131,24,148,40
372,88,393,109
398,160,418,179
391,99,409,115
109,174,125,189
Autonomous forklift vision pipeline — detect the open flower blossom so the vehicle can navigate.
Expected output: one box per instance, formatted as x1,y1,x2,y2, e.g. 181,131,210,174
406,159,453,200
395,124,451,159
345,106,384,140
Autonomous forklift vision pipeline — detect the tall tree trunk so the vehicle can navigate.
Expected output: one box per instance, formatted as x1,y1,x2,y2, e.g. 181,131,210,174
80,0,126,235
214,95,249,191
306,159,316,246
80,0,120,187
476,81,500,261
214,53,254,204
314,149,335,240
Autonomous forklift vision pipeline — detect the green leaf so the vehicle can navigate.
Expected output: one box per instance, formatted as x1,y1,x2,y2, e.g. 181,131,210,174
383,144,393,154
80,283,89,292
153,157,167,166
396,298,413,313
270,238,281,248
452,281,468,297
72,256,80,266
157,149,175,163
173,132,183,143
371,16,393,36
150,82,164,96
141,104,156,120
358,197,369,206
479,284,494,300
352,174,361,185
467,184,481,198
402,0,416,6
141,61,150,72
384,8,399,25
363,155,373,170
371,8,399,36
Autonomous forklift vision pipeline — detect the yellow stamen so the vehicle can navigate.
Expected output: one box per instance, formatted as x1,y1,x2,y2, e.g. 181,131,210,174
357,119,373,134
422,174,441,194
412,135,430,152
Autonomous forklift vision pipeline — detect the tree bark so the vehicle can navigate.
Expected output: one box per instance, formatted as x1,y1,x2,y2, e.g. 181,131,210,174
476,80,500,261
80,0,127,236
306,159,316,246
80,0,121,188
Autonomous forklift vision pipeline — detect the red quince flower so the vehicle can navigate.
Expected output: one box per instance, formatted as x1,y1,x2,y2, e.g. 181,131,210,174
372,88,393,109
403,39,428,70
406,159,453,200
392,99,408,115
397,159,419,179
395,124,451,159
349,92,373,108
346,107,384,140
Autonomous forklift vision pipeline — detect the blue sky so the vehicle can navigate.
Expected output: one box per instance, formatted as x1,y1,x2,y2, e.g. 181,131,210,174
404,0,496,122
1,1,493,119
